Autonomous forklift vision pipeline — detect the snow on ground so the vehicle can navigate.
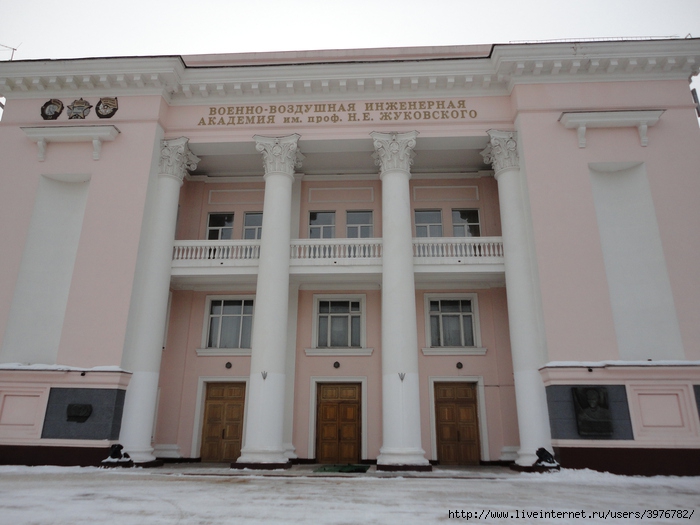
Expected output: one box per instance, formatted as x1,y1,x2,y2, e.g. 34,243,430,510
0,465,698,524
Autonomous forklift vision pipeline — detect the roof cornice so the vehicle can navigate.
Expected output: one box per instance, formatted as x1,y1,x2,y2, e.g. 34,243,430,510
1,39,698,104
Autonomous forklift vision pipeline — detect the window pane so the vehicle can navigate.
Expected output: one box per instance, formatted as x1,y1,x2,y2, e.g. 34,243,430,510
430,316,441,346
442,316,461,346
351,316,360,346
416,225,428,237
468,225,481,237
223,300,242,315
319,301,330,313
350,302,360,312
322,226,335,238
241,316,252,348
330,317,348,346
347,211,371,224
347,226,358,238
453,224,466,237
462,315,474,346
429,301,440,312
244,229,256,239
243,300,254,314
245,213,262,226
416,210,441,224
220,316,241,348
453,209,479,224
208,317,220,347
210,300,222,315
318,316,328,346
441,300,460,312
360,225,372,238
429,224,443,237
220,228,233,240
331,301,349,313
310,212,334,225
208,230,220,240
209,214,233,227
461,300,472,313
309,227,320,239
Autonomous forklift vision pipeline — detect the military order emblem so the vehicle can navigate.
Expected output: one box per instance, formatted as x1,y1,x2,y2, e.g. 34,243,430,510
67,98,93,119
40,99,64,120
96,97,118,119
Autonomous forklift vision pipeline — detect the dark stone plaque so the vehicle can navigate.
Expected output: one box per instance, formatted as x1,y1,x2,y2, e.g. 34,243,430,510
572,387,613,437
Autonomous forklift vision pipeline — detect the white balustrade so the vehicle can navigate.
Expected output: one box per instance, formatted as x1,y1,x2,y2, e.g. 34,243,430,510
290,238,383,260
172,237,503,268
413,237,504,259
172,240,261,261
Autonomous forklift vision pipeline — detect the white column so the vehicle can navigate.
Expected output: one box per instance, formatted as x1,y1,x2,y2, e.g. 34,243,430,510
372,131,430,469
481,130,552,467
237,134,303,466
119,137,199,464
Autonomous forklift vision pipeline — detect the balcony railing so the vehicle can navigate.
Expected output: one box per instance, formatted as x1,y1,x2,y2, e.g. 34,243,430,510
172,240,261,262
172,237,504,268
290,238,383,260
413,237,504,259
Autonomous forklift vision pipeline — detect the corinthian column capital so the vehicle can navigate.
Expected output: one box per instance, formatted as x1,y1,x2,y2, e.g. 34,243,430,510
159,137,200,184
255,134,304,178
371,131,418,177
480,130,519,177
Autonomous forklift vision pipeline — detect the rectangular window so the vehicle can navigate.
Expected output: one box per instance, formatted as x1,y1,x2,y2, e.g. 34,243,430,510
244,212,263,239
415,210,443,237
207,299,254,348
309,211,335,238
207,213,234,240
317,300,361,347
452,209,481,237
429,299,475,347
347,211,373,238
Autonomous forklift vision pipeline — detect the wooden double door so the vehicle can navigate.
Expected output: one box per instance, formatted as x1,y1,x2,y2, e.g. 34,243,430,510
201,382,246,462
316,383,361,464
434,382,481,465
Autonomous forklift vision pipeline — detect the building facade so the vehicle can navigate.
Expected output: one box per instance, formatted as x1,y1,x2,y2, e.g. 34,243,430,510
1,40,699,475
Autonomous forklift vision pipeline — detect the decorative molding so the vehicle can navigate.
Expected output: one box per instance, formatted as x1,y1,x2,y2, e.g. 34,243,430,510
195,348,252,357
559,110,665,147
371,131,418,176
159,137,200,183
480,130,519,176
254,134,304,177
421,347,487,356
21,125,119,161
2,40,698,103
304,347,374,356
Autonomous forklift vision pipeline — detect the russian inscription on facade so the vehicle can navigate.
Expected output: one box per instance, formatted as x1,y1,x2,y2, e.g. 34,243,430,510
197,99,478,127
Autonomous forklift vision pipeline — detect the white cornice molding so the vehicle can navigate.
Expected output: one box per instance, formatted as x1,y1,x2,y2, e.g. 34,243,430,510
1,40,699,103
559,110,664,147
21,125,120,161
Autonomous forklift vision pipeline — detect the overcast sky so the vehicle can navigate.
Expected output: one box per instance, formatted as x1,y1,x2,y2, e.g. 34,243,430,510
1,0,700,61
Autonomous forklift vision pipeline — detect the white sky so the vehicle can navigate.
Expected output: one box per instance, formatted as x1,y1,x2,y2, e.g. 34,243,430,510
1,0,700,61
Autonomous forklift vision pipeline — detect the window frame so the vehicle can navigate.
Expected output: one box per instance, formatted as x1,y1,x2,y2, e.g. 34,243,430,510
197,295,255,356
452,209,481,238
309,211,336,239
207,212,234,240
346,210,373,238
422,293,486,356
243,211,263,240
414,209,443,238
306,294,373,356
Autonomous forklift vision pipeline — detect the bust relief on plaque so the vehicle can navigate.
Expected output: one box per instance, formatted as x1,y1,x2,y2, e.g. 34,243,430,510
572,386,613,437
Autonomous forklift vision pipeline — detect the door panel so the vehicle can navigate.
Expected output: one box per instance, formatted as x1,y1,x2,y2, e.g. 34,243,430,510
434,382,480,466
316,383,361,464
201,382,246,462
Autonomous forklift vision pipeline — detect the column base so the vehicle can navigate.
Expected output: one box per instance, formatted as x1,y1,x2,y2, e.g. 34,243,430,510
377,447,430,470
231,461,291,470
283,442,298,460
237,448,289,465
